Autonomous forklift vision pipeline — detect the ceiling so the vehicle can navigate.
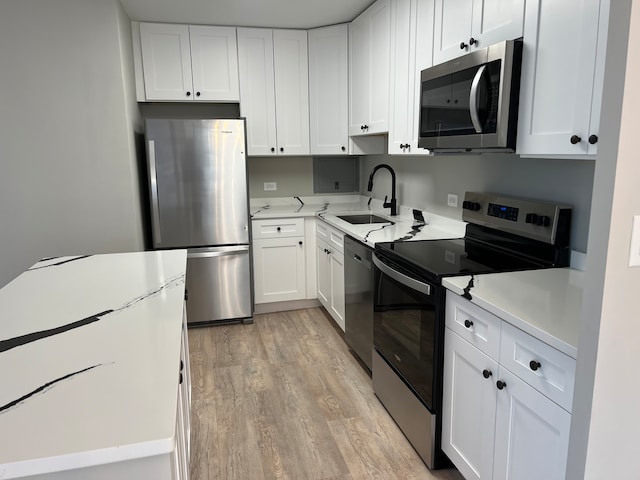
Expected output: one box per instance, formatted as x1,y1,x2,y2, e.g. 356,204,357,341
120,0,375,29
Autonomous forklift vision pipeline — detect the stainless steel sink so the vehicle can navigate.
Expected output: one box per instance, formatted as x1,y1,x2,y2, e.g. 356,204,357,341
337,214,394,225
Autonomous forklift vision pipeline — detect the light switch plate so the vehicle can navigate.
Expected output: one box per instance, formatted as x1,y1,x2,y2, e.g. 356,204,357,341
629,215,640,266
447,193,459,208
264,182,277,191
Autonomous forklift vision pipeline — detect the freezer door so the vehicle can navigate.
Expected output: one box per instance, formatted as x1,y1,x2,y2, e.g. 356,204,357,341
146,118,250,248
185,246,253,324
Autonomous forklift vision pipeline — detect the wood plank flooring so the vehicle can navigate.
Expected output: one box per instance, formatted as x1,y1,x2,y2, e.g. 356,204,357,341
188,307,464,480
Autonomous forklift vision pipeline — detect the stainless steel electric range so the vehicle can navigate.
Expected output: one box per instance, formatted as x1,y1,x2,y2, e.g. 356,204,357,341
371,192,572,469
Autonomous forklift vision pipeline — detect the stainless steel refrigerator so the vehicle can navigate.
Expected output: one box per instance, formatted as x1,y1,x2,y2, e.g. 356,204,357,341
144,118,253,325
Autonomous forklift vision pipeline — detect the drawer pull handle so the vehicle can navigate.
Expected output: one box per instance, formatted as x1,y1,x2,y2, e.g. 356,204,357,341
496,380,507,390
529,360,542,371
464,319,473,328
482,369,492,379
277,227,281,232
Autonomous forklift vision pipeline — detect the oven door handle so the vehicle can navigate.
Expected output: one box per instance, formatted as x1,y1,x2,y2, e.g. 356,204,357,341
373,254,432,296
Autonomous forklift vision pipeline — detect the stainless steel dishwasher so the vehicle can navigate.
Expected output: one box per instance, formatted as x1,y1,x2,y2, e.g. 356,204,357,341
344,236,374,370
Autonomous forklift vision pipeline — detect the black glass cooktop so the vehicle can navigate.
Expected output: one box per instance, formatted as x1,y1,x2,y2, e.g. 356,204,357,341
375,237,554,284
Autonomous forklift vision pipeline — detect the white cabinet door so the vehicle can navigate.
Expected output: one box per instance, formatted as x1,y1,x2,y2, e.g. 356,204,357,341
433,0,525,65
309,24,349,155
189,26,239,101
140,23,193,101
442,329,498,480
329,250,345,331
316,238,331,307
389,0,416,155
349,0,391,136
237,28,278,156
433,0,474,65
349,10,371,136
388,0,435,155
516,0,606,157
493,367,571,480
253,236,306,303
273,29,310,156
368,0,392,135
471,0,526,49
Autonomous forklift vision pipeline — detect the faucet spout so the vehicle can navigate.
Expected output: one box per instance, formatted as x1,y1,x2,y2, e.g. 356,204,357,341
367,164,397,216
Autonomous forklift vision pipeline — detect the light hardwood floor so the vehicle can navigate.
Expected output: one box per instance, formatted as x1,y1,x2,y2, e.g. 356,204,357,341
188,307,464,480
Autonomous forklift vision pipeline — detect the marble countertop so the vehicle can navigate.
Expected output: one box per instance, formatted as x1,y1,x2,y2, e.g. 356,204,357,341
0,251,187,478
251,195,467,245
443,268,584,358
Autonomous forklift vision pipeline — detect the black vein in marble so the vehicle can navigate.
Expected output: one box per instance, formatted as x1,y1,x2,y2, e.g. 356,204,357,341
0,274,185,354
395,222,427,242
27,255,93,271
363,223,395,242
462,276,475,300
0,311,113,353
0,363,105,415
250,205,271,217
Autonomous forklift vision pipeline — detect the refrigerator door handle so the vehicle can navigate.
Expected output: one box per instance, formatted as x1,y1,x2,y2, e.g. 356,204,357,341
148,140,162,244
187,246,250,259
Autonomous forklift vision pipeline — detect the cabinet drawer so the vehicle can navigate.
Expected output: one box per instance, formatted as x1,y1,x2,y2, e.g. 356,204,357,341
500,322,576,412
316,220,344,253
445,293,502,361
252,218,304,239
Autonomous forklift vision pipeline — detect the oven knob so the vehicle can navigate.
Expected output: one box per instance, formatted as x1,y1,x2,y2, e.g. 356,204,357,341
525,213,538,224
536,215,551,227
462,200,471,210
470,202,481,211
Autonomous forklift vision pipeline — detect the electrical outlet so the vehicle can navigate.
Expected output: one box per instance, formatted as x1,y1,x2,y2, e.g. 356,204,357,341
447,193,459,208
264,182,277,191
629,215,640,266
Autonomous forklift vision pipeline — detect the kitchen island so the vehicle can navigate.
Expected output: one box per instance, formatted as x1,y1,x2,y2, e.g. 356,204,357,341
0,250,189,479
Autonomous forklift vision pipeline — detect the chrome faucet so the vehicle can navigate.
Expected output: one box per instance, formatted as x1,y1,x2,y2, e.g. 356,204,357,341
367,164,397,216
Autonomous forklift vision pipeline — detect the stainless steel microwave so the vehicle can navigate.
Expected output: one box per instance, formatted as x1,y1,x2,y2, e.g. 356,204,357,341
418,39,523,152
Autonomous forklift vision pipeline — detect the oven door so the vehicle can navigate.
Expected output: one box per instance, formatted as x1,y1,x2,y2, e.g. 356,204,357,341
372,253,442,412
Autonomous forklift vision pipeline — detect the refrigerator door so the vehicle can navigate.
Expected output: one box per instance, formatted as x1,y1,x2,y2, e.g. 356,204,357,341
185,246,253,324
146,118,250,249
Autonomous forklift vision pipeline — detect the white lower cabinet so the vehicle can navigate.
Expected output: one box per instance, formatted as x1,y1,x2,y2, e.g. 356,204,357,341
252,218,306,304
316,221,345,330
442,293,573,480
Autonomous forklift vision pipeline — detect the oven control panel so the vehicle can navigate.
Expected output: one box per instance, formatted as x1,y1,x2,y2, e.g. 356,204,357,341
462,192,571,246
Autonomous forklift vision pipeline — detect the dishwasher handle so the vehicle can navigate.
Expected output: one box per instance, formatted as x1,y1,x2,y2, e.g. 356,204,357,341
373,254,432,296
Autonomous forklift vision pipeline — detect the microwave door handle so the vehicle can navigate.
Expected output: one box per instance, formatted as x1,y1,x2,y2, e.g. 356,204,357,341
469,64,486,134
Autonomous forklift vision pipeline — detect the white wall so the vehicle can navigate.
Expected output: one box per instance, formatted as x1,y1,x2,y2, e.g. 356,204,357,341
0,0,144,288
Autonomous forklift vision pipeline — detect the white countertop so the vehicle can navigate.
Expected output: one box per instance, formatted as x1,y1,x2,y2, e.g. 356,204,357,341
0,250,187,478
251,195,467,245
442,268,584,358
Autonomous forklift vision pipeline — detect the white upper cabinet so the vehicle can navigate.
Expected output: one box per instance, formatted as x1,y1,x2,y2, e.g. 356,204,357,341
237,28,309,156
237,28,278,156
308,24,349,155
388,0,435,155
138,23,239,102
273,29,310,156
516,0,609,158
433,0,525,65
349,0,391,136
188,25,240,101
